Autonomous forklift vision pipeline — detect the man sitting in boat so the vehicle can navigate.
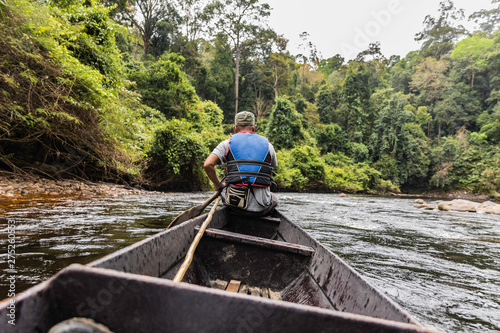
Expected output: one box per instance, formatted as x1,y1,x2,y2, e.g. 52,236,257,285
204,111,278,216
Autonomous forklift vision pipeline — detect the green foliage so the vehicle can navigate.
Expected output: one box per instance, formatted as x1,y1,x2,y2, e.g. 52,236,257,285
51,0,124,88
314,124,348,155
317,54,344,77
274,146,324,190
204,34,234,117
129,53,199,119
370,94,430,186
349,142,369,163
414,0,468,58
429,135,464,188
315,84,339,124
447,144,500,193
451,35,494,87
480,119,500,143
341,63,371,138
2,0,499,195
265,97,306,150
0,0,134,179
274,146,398,193
147,119,210,190
291,146,325,183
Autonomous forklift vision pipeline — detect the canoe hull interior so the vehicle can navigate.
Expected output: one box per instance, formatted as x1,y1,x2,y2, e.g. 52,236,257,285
0,207,442,332
0,265,440,333
88,208,418,324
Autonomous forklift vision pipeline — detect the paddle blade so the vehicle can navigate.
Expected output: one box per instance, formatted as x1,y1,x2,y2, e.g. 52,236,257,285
167,204,206,229
166,191,220,229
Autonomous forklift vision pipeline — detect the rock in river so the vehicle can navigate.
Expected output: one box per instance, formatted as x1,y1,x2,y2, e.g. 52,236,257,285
436,199,500,215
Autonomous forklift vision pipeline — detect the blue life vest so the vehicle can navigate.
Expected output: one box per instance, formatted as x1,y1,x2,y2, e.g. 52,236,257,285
224,133,274,187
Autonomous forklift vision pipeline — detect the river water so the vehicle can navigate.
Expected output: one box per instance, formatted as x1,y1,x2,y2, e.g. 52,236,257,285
1,192,499,332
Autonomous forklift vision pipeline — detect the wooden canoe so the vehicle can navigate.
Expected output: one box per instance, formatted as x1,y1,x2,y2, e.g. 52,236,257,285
0,207,441,332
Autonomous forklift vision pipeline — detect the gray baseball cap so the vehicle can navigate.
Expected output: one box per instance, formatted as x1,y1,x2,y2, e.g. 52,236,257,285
234,111,255,126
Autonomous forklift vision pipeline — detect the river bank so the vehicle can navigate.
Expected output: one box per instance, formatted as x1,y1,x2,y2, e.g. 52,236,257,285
1,174,498,203
0,174,145,199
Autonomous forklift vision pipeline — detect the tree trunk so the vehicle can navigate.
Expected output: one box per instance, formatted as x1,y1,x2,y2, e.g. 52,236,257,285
142,34,149,55
235,46,240,115
301,60,305,85
438,119,441,146
471,71,475,88
273,67,279,99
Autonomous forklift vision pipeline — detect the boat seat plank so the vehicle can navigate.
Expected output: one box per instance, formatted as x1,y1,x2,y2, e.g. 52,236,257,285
226,280,241,292
249,286,261,297
268,289,282,300
238,284,249,295
214,281,281,300
211,279,228,290
196,227,315,257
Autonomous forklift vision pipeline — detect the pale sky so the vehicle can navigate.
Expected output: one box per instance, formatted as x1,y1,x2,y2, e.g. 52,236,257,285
265,0,496,60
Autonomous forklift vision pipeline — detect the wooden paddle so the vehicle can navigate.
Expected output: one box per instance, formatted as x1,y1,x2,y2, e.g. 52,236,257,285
173,196,222,282
166,191,220,229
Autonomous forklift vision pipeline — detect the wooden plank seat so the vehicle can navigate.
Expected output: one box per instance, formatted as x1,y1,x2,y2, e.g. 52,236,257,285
195,227,315,257
211,279,282,300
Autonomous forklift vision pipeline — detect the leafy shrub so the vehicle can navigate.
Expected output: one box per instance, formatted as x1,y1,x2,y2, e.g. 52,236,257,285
56,0,123,87
147,119,209,190
480,120,500,143
447,145,500,193
290,146,326,183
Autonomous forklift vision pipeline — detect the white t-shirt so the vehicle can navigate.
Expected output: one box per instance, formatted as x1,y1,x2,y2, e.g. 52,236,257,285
210,135,277,212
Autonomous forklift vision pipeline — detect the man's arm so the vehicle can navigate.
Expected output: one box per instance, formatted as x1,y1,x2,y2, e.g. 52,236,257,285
203,153,223,190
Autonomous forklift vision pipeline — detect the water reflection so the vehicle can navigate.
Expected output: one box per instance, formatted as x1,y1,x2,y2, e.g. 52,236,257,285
1,192,499,332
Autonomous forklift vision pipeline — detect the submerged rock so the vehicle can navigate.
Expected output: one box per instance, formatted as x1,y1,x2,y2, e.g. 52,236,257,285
414,203,436,210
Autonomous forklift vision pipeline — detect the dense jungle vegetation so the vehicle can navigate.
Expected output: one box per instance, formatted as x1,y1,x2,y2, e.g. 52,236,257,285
0,0,499,195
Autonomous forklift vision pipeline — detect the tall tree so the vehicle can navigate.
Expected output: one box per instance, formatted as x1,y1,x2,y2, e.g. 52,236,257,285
451,35,494,88
409,57,450,142
469,0,500,33
409,57,450,105
205,34,235,117
121,0,181,54
262,52,296,98
341,63,371,140
205,0,271,115
414,0,468,58
175,0,210,42
297,31,320,84
355,41,385,62
317,54,344,78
